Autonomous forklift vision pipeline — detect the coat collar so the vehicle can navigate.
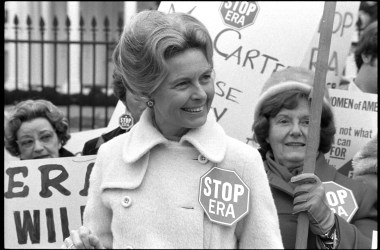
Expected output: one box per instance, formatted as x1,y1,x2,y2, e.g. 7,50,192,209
122,108,227,164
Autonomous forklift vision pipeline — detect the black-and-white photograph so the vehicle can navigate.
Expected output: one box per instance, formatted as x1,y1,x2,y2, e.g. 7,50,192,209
4,1,377,249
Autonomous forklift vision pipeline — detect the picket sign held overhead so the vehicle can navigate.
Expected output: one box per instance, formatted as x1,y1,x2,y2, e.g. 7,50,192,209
219,2,259,29
301,1,360,90
325,89,377,176
296,2,337,249
108,1,324,144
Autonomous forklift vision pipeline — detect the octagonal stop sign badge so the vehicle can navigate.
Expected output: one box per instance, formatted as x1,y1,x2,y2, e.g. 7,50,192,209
323,181,358,222
219,1,259,30
199,167,250,226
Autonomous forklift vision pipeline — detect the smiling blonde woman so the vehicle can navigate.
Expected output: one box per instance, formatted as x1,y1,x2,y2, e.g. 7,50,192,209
62,10,283,249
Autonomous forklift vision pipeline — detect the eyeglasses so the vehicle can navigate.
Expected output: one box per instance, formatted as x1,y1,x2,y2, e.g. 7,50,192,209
16,131,56,150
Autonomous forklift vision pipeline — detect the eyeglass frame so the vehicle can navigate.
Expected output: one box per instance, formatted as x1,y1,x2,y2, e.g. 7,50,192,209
16,130,58,150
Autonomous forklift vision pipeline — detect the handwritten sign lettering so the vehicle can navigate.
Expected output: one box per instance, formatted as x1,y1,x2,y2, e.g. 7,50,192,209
4,156,96,248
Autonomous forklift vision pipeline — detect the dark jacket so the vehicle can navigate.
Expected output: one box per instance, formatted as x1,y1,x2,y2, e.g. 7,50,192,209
59,147,74,157
82,127,126,155
264,153,377,249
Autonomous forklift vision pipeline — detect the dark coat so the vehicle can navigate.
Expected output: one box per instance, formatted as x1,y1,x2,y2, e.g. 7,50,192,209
82,127,126,155
59,147,74,157
264,153,377,249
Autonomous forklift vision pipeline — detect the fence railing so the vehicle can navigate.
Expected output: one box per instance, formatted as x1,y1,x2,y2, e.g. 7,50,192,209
4,14,125,131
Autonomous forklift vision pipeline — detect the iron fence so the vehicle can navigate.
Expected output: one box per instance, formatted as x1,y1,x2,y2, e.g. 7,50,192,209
4,14,125,131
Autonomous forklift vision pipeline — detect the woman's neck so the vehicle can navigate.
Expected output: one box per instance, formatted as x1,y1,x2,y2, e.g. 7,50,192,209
274,157,304,175
152,113,189,142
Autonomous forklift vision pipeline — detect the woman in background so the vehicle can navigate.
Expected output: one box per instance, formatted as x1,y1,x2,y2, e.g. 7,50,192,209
252,66,377,249
4,99,73,160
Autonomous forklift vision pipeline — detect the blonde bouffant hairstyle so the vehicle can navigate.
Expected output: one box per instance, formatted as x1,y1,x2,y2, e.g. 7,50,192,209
112,10,214,101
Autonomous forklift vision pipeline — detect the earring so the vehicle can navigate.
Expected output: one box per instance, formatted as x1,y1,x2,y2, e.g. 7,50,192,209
119,111,134,130
146,99,155,108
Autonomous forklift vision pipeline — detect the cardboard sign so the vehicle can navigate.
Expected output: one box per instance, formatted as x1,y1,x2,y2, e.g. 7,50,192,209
323,181,358,222
4,155,96,249
107,1,325,143
324,89,378,175
199,167,250,226
301,1,360,89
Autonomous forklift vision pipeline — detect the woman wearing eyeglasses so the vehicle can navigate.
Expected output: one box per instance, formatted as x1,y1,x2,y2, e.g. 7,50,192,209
4,99,74,160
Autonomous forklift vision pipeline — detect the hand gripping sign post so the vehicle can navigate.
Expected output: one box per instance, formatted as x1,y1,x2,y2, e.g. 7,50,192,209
322,181,358,222
199,167,250,226
295,2,337,249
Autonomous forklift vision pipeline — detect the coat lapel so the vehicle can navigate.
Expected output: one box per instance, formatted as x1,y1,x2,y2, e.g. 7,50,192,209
180,114,227,163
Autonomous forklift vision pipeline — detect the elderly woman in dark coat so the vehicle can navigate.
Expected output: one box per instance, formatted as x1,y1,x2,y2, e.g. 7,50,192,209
252,66,377,249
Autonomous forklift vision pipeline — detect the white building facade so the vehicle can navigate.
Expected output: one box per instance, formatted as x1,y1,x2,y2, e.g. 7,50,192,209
4,1,159,94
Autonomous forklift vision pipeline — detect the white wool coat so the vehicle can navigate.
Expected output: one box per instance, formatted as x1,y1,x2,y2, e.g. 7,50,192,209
352,134,377,177
83,109,283,249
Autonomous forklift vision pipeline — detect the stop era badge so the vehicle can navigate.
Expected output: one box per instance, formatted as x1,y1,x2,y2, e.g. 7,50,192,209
323,181,358,222
119,113,134,130
199,167,250,226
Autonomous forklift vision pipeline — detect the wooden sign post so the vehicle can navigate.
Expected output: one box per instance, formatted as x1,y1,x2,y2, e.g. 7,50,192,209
295,1,337,249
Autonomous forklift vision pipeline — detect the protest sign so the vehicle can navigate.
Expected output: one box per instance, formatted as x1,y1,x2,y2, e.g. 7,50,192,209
4,155,96,249
324,89,377,176
108,1,325,143
301,1,360,89
219,2,259,29
323,181,358,223
159,1,324,143
199,167,250,226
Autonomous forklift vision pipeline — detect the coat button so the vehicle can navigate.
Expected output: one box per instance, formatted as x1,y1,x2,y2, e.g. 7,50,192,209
198,154,208,164
121,196,132,208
